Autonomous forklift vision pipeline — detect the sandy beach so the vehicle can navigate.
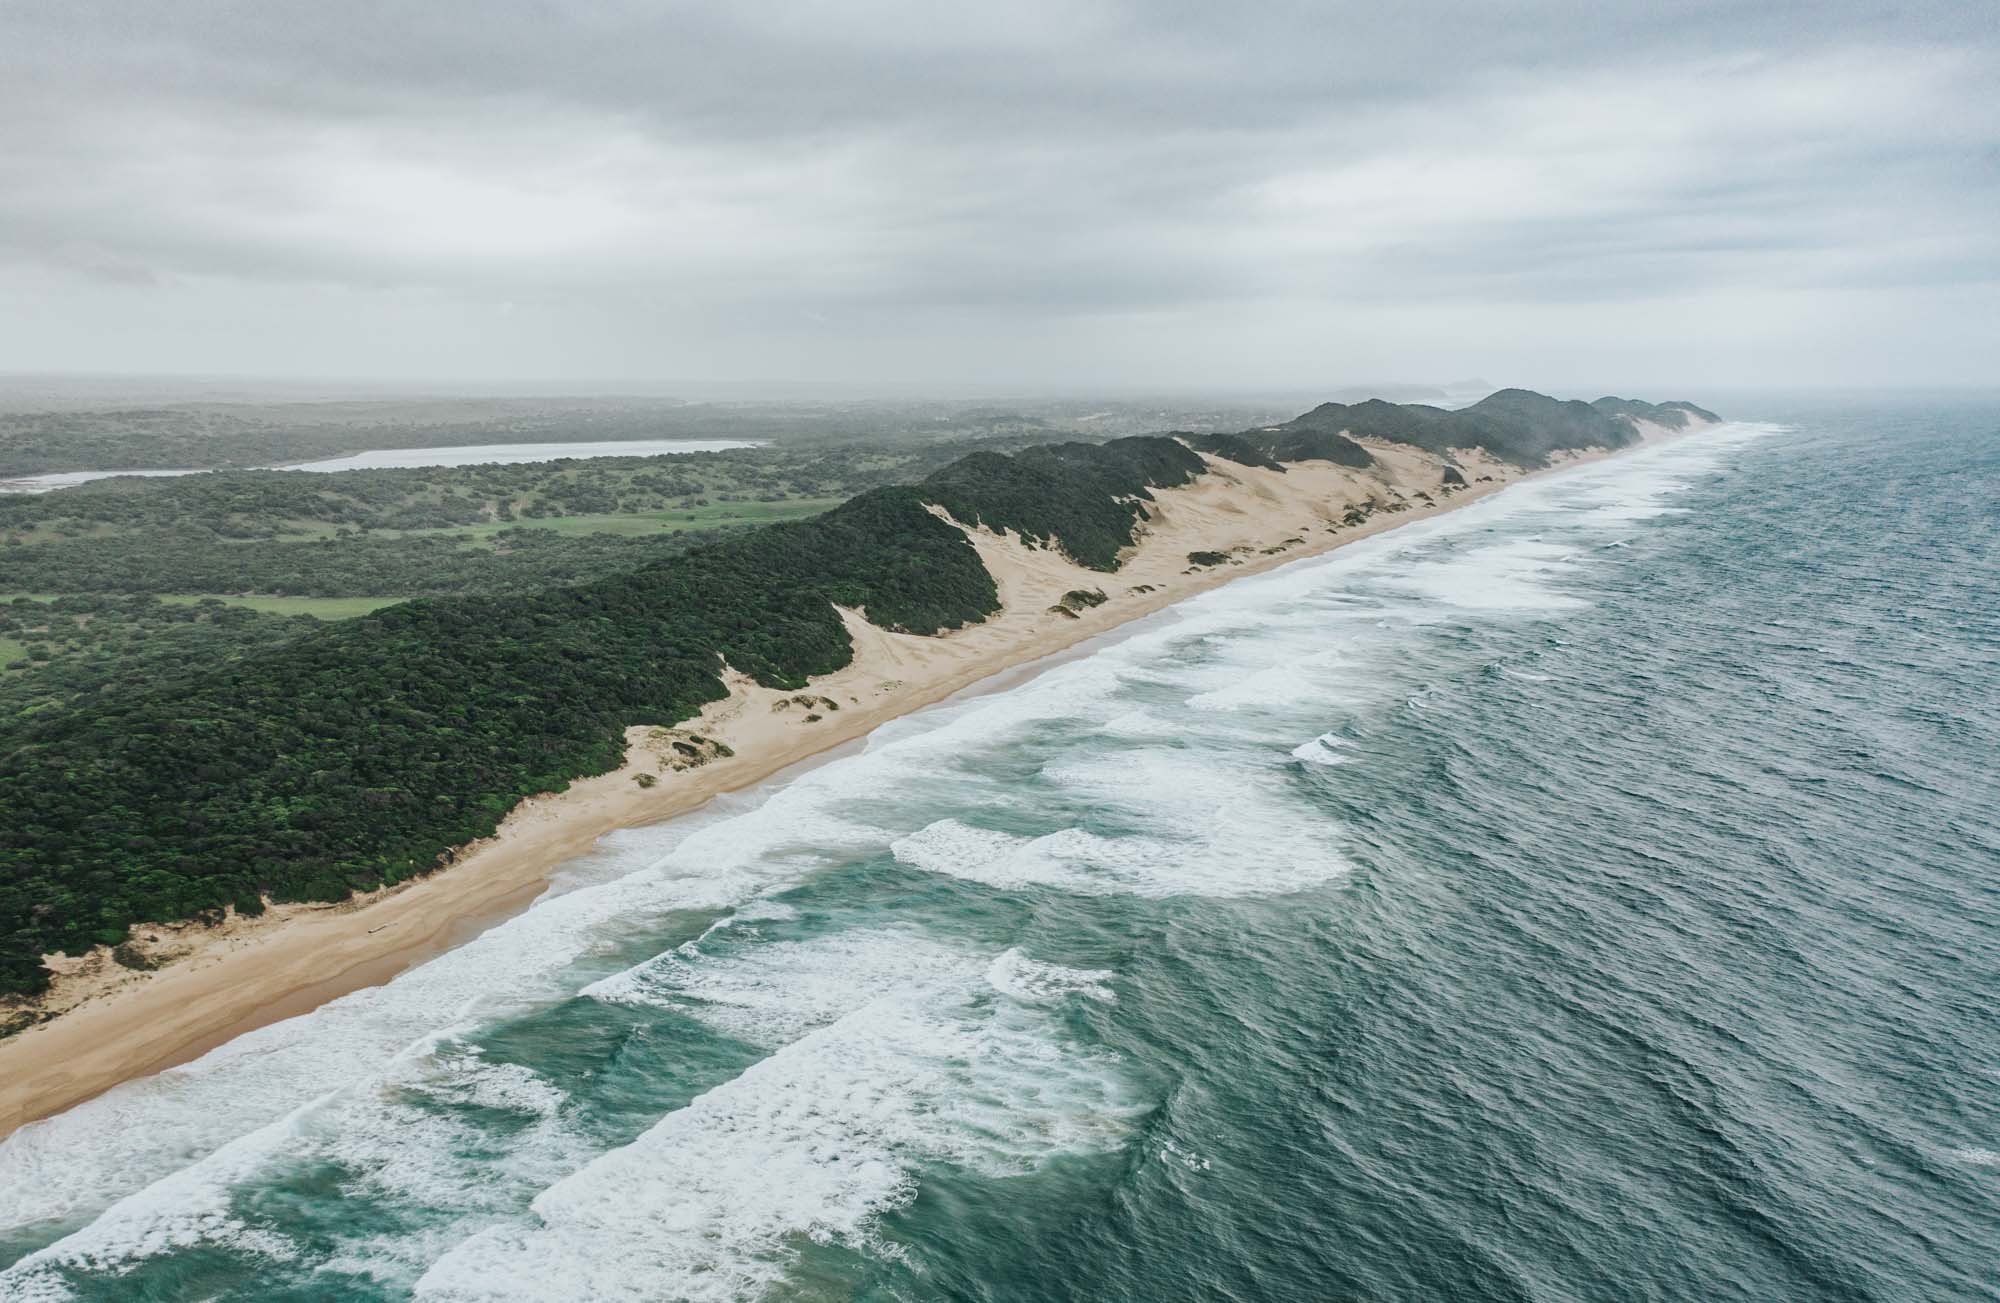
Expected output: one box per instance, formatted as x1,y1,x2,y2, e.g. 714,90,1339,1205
0,427,1699,1137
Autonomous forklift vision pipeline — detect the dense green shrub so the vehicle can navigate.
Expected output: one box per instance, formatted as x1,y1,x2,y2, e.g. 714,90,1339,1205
0,395,1712,995
0,484,996,993
1180,432,1285,470
920,436,1205,569
1271,390,1710,467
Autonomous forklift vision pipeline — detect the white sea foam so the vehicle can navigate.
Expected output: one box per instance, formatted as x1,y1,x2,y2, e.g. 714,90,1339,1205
1,421,1769,1293
1555,460,1697,526
891,819,1089,892
0,637,1173,1270
1387,538,1588,612
0,1270,79,1303
893,802,1347,900
0,1040,592,1298
1291,733,1355,765
987,948,1116,1004
0,863,755,1263
1185,659,1331,712
1,1099,311,1292
415,972,1133,1302
1100,708,1182,738
586,929,975,1046
263,929,1115,1296
417,1053,568,1118
306,1053,593,1289
1577,499,1692,524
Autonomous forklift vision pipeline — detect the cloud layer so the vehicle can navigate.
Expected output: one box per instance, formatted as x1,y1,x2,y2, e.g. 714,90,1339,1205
2,2,1994,390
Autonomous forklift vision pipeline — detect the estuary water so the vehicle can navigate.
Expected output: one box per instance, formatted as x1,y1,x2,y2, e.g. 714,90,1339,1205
277,439,764,473
0,439,763,493
0,400,1994,1301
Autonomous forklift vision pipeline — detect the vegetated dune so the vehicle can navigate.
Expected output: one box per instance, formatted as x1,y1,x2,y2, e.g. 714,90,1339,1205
0,391,1716,1117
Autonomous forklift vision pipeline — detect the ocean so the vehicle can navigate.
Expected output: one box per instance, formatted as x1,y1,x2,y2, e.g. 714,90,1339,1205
1,398,1994,1301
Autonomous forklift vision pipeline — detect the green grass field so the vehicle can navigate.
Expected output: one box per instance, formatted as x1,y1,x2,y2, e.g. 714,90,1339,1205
378,497,847,541
153,594,405,619
197,496,847,544
0,499,845,622
1,593,401,620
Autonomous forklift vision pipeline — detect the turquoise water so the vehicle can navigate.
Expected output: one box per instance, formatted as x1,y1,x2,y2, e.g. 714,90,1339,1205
2,400,1994,1301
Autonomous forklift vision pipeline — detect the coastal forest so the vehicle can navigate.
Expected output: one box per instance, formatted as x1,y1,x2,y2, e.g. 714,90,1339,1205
0,391,1713,1001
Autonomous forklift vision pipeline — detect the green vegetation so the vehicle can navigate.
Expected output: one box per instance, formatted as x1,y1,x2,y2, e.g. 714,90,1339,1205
1590,397,1721,429
0,592,400,619
151,595,404,619
0,401,921,477
1181,432,1286,470
1265,389,1714,468
400,498,849,539
0,445,960,599
0,404,690,476
0,595,344,718
0,393,1292,477
0,390,1715,998
0,434,1213,994
0,483,995,993
922,438,1206,569
1047,588,1109,620
0,529,720,599
0,449,897,539
0,444,990,734
1186,427,1373,469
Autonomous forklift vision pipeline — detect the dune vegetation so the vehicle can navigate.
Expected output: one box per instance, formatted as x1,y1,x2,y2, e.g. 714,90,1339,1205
0,391,1709,998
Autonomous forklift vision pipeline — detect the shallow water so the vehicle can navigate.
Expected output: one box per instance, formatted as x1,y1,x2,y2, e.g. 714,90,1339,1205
0,468,200,494
1,399,1994,1300
0,439,763,492
279,439,763,473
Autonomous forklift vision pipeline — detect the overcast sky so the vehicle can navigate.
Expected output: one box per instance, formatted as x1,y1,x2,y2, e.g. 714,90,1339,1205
1,2,1994,394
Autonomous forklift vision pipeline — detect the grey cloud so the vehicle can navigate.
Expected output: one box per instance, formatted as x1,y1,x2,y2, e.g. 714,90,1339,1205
0,1,1994,388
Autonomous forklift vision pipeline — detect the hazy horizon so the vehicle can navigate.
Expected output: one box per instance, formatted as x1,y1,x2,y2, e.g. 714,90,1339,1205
2,370,1995,412
3,3,1995,392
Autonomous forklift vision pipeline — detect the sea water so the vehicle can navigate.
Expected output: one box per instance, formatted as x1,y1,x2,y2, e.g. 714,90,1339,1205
0,397,1993,1301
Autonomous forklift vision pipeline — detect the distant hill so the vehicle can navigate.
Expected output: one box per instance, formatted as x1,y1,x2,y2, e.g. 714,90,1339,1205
1260,389,1717,467
1590,396,1722,429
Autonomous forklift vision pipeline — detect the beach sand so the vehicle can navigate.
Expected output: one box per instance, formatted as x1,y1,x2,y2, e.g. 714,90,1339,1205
0,427,1699,1136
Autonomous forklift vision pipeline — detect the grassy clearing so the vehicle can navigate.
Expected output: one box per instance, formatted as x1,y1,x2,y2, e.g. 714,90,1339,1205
192,496,847,544
376,497,848,541
0,637,26,668
0,593,402,620
151,595,405,619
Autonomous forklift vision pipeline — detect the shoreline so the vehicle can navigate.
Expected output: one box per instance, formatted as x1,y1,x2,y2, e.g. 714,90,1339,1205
0,425,1705,1137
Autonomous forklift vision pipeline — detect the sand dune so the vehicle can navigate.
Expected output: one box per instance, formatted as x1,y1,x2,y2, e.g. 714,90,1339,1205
0,428,1699,1136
